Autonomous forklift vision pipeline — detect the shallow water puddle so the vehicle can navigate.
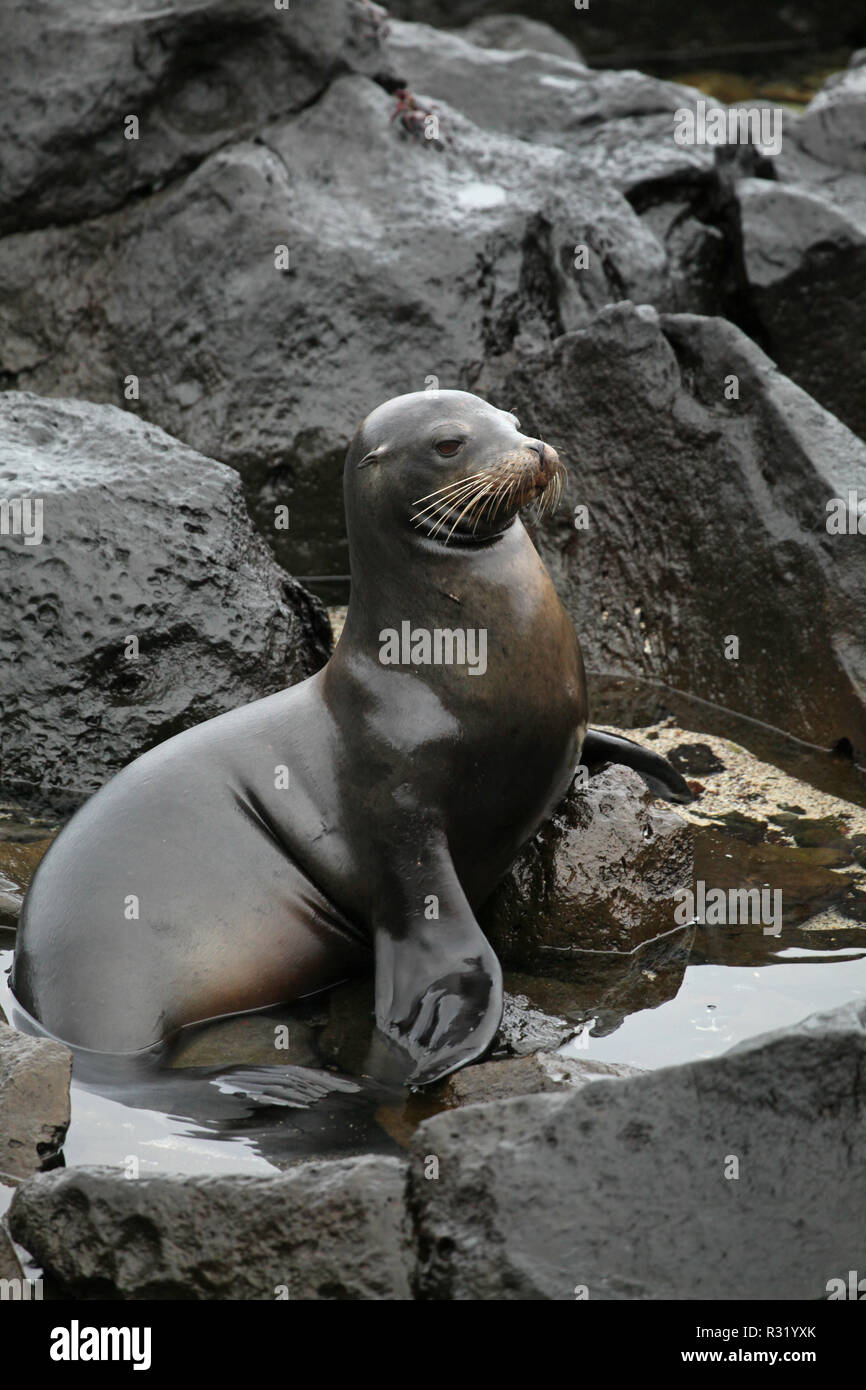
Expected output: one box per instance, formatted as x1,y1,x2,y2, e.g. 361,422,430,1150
558,948,866,1071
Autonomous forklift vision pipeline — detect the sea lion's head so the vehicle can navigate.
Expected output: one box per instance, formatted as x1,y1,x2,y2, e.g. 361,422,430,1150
345,390,562,547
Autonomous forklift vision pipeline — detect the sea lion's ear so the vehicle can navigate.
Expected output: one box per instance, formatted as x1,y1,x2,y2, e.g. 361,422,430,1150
358,445,386,469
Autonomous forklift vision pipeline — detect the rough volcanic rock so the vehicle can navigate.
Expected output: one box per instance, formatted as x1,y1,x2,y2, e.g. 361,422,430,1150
409,998,866,1300
0,392,330,808
437,1053,643,1107
454,15,583,63
729,65,866,441
507,302,866,756
480,765,694,960
387,21,737,318
797,59,866,175
0,1225,25,1285
0,0,394,235
496,992,576,1054
9,1155,412,1299
0,73,667,577
0,1023,72,1180
386,19,712,194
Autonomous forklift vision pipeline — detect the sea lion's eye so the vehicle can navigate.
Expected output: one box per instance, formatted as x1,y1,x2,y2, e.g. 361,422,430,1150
435,439,462,457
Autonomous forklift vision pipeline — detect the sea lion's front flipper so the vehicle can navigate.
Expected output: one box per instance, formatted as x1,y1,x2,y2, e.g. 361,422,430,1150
580,729,693,804
370,857,503,1088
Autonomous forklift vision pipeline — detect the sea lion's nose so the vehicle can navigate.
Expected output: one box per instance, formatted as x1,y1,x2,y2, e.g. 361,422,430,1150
527,439,559,477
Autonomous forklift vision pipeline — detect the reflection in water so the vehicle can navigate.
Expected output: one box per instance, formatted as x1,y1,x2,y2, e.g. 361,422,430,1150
558,949,866,1071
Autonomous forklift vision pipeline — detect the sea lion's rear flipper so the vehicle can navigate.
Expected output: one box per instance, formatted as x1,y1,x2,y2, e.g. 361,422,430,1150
580,729,693,804
211,1065,361,1108
370,858,503,1088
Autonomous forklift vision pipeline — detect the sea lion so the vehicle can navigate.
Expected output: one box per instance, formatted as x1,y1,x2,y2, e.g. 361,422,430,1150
12,390,688,1086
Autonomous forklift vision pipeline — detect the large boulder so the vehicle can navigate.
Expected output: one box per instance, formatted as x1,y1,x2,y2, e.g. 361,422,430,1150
506,302,866,756
797,58,866,175
386,18,729,316
385,19,702,161
0,393,330,808
409,998,866,1299
0,0,393,235
0,71,668,577
0,1022,72,1180
727,60,866,441
9,1155,412,1299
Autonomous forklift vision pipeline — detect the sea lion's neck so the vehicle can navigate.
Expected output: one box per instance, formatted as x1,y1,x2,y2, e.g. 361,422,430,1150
341,518,530,642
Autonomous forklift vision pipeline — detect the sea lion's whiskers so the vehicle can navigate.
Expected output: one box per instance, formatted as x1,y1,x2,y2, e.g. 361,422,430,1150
427,485,485,538
433,485,491,539
483,475,514,526
470,478,507,532
413,471,490,507
424,478,494,536
412,487,486,525
443,481,498,542
535,470,563,520
411,472,493,526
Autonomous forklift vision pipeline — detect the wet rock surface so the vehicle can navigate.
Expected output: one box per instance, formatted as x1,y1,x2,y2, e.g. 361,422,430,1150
9,1155,412,1300
508,303,866,755
436,1053,643,1107
617,720,866,961
480,764,694,960
0,392,330,808
0,0,393,235
0,1022,72,1181
729,60,866,442
0,1224,25,1284
409,998,866,1300
0,72,666,579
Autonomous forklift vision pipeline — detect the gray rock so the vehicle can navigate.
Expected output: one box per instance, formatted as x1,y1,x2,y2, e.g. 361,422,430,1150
0,392,330,807
798,62,866,175
454,15,583,64
0,1023,71,1180
0,73,667,578
480,766,694,960
0,1225,25,1285
438,1052,643,1107
0,0,393,235
505,302,866,756
410,998,866,1300
731,109,866,441
0,872,22,923
9,1156,412,1299
386,19,708,193
497,992,576,1055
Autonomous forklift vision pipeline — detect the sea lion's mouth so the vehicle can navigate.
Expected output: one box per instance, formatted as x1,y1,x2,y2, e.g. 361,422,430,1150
411,445,564,544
